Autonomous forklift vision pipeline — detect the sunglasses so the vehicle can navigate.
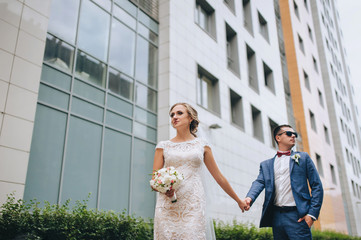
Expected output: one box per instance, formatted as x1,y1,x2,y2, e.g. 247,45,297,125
278,131,298,138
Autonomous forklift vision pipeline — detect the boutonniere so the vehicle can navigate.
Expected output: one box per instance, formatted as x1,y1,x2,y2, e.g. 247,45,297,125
291,154,301,165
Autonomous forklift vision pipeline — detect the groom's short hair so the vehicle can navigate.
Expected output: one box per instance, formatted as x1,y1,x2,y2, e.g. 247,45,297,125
273,124,293,144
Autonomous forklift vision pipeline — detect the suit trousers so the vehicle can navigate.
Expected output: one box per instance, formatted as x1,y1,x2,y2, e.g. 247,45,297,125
272,207,312,240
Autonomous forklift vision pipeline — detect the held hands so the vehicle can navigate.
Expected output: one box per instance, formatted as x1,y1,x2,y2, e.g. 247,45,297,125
237,199,248,213
244,197,252,211
298,215,314,228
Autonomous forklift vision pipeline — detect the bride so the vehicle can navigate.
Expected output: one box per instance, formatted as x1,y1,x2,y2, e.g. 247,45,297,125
152,102,247,239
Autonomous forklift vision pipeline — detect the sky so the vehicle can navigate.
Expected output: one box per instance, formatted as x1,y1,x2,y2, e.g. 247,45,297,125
337,0,361,114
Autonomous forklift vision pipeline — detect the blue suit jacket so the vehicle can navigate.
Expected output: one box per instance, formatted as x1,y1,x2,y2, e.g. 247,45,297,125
246,151,323,227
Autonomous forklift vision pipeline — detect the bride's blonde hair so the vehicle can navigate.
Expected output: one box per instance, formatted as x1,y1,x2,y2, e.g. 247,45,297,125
169,103,199,137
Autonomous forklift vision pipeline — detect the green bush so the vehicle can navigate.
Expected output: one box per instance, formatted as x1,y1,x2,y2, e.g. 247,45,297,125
0,193,153,240
1,194,360,240
214,221,361,240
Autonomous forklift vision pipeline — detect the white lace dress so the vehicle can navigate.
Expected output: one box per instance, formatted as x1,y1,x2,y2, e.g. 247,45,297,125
154,138,209,240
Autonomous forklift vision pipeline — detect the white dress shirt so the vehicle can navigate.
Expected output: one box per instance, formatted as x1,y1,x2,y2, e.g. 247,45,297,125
273,154,296,207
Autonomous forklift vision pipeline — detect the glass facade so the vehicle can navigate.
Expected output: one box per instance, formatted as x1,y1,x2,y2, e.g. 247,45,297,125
24,0,158,218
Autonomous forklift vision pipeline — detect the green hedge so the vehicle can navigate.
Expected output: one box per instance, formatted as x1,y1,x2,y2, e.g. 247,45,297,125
1,194,360,240
0,194,153,240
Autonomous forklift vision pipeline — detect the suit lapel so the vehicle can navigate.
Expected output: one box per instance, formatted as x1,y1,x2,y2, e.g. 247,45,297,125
271,156,276,189
289,151,295,173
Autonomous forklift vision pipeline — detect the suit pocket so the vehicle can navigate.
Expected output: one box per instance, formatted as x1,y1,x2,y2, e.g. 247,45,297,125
301,193,311,200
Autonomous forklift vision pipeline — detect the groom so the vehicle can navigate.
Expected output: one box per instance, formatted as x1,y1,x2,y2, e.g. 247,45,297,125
245,124,323,239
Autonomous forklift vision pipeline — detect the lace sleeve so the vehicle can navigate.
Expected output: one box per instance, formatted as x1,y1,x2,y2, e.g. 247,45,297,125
199,138,210,148
155,141,166,149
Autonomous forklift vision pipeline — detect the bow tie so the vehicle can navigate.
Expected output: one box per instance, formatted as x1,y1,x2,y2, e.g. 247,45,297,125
277,151,291,157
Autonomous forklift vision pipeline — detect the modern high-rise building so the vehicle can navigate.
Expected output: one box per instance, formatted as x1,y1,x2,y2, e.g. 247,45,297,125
0,0,360,236
310,0,361,235
278,0,347,233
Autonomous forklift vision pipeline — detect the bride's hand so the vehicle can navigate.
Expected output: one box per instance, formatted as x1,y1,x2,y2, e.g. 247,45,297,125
237,199,248,213
165,189,175,198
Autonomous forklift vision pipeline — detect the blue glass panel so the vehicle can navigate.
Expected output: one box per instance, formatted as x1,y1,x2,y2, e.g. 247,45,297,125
135,37,157,87
100,128,131,211
78,0,110,61
135,107,157,128
38,83,69,110
71,97,104,122
73,79,105,105
138,10,158,34
44,35,75,73
24,104,67,204
106,110,132,133
130,138,156,218
108,68,133,101
107,94,133,117
133,122,156,142
61,116,102,208
109,19,136,76
135,84,156,112
114,0,137,17
47,0,79,44
113,3,136,29
75,51,106,88
41,64,72,91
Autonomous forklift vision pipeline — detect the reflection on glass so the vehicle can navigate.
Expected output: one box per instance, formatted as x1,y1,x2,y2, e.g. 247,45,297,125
135,37,157,87
113,3,136,29
114,0,137,17
47,0,79,44
44,34,75,73
109,19,136,76
78,0,110,61
108,68,133,100
75,51,106,88
135,84,156,112
138,23,158,43
138,10,158,34
92,0,111,12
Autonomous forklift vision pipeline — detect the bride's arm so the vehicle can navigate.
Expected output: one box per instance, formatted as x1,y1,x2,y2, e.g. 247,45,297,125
204,146,247,212
152,148,174,197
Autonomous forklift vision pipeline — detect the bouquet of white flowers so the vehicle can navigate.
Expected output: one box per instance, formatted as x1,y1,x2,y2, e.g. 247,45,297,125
150,167,184,203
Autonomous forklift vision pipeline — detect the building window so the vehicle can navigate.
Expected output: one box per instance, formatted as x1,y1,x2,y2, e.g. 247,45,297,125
298,34,305,54
318,90,324,107
197,65,220,114
304,0,309,11
246,44,258,92
224,0,235,13
324,125,330,144
263,62,274,93
330,164,337,185
346,148,350,163
243,0,253,35
352,180,356,196
303,70,310,91
258,12,269,42
269,118,278,148
230,89,244,129
310,110,317,132
294,1,300,19
313,56,318,73
195,0,216,38
308,25,313,42
226,23,240,75
316,154,324,177
251,105,264,142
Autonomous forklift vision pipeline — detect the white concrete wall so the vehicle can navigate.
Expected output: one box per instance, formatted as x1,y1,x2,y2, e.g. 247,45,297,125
158,0,288,224
0,0,51,205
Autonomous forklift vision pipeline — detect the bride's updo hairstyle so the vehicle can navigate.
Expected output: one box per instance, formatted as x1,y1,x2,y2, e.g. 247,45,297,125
169,103,200,137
